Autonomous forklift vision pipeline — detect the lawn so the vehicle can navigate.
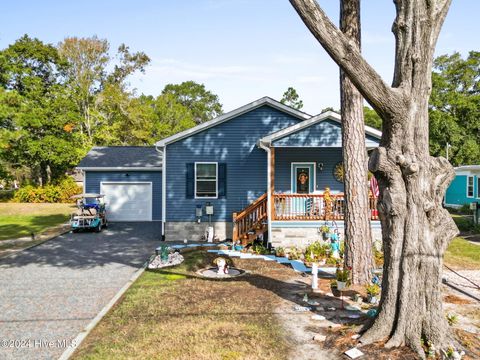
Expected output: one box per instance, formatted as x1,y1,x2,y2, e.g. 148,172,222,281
445,237,480,270
0,203,74,241
73,250,292,360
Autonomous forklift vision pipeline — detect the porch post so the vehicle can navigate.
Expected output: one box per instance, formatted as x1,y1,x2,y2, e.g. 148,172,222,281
270,147,275,220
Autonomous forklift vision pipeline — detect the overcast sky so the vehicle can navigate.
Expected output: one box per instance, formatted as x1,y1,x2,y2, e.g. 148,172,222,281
1,0,478,114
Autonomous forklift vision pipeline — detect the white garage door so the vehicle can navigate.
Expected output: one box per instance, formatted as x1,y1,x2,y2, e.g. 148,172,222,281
100,182,152,221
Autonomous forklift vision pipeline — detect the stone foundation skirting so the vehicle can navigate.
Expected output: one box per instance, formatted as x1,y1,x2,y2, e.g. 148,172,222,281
270,222,382,250
165,221,233,241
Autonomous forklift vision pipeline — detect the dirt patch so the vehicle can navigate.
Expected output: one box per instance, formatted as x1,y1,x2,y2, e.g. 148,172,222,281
444,294,473,305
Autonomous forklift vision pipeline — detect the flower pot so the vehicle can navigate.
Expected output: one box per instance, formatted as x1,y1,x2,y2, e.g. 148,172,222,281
337,281,346,290
367,294,378,304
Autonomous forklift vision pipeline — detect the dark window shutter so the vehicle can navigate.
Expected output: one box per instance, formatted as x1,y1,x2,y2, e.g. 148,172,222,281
186,163,194,199
218,163,227,198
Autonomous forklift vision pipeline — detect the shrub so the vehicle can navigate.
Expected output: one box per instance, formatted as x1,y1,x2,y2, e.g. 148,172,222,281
365,284,381,296
0,190,15,202
305,241,331,262
13,177,81,203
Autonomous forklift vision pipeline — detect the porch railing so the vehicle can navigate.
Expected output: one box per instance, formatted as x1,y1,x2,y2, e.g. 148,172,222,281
232,193,268,242
272,193,379,221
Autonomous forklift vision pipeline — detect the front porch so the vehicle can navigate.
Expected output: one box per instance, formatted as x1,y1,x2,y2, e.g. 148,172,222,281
232,112,381,245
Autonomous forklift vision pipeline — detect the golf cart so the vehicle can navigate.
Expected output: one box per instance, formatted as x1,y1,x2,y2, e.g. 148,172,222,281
70,194,108,232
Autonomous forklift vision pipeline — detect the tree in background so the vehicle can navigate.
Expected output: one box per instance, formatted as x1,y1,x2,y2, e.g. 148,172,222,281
339,0,373,285
430,51,480,166
58,36,150,144
280,86,304,110
363,106,382,130
0,36,81,186
290,0,458,355
162,81,223,124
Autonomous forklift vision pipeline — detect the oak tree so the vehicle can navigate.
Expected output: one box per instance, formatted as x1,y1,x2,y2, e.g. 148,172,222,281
290,0,458,356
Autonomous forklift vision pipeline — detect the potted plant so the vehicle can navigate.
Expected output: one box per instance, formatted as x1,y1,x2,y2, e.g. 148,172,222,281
319,225,331,240
335,266,350,290
275,247,286,257
365,284,381,304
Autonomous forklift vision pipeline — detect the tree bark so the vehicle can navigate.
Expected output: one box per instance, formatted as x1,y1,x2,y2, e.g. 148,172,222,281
290,0,458,357
340,0,373,285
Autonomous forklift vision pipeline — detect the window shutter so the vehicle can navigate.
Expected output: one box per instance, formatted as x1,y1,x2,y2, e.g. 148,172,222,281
186,163,194,199
218,163,227,198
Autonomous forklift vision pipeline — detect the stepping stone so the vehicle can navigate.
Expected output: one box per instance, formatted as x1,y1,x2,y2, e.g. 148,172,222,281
313,334,327,342
290,260,308,273
344,347,364,359
207,250,220,253
201,243,217,247
311,314,326,321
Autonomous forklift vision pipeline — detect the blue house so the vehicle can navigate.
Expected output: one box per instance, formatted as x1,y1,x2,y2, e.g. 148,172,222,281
445,165,480,208
78,97,382,246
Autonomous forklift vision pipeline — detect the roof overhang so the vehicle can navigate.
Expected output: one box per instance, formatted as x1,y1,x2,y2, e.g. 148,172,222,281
454,165,480,173
258,110,382,147
77,167,162,171
155,96,311,147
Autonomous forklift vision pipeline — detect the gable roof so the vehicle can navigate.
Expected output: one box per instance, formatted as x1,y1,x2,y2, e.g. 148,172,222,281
154,96,311,147
77,146,162,170
259,110,382,147
454,165,480,174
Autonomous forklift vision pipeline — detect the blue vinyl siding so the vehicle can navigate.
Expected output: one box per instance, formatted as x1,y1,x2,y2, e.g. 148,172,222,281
272,119,379,147
274,148,344,193
84,171,162,220
445,174,479,206
165,105,302,222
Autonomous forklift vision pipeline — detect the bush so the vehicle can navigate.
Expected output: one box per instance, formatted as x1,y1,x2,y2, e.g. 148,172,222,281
0,190,15,202
13,177,81,203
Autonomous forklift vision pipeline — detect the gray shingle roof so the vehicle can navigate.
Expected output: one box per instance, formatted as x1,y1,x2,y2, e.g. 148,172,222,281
78,146,162,169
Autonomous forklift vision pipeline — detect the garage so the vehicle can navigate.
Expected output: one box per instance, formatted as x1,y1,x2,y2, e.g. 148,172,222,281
77,146,163,222
100,182,152,221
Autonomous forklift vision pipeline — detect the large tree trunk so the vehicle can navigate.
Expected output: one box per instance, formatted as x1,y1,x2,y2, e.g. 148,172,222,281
289,0,458,357
340,0,373,285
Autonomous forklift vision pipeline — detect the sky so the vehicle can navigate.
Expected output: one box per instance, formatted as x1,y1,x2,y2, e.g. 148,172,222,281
0,0,478,115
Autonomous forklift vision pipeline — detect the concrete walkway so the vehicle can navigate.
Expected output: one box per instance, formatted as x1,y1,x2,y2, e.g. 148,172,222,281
0,222,160,360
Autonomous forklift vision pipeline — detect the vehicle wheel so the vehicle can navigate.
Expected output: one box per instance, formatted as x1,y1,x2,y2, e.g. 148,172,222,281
95,223,102,233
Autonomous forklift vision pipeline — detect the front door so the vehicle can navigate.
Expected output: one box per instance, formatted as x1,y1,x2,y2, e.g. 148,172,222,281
291,163,315,193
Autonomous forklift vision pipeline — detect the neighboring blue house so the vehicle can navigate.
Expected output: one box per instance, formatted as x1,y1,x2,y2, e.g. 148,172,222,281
78,97,382,245
445,165,480,208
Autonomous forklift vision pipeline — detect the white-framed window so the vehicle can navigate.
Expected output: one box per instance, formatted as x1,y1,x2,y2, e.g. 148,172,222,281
467,175,474,198
477,177,480,198
195,162,218,198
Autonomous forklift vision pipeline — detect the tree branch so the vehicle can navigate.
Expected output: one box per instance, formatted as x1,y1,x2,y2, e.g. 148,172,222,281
289,0,402,118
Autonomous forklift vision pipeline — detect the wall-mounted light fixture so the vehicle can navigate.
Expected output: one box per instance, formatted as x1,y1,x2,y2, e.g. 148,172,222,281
125,173,130,177
317,163,324,172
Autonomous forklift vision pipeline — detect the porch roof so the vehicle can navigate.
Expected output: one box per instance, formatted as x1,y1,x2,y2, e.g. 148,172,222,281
258,110,381,148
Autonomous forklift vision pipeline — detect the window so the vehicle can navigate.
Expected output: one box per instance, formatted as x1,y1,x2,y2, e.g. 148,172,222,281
467,176,474,198
195,163,217,198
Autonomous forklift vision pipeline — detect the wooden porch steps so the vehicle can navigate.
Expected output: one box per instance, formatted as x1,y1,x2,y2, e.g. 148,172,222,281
232,193,268,246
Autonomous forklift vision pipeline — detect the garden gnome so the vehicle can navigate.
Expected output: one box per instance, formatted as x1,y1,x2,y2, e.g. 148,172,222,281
311,263,318,290
214,257,228,275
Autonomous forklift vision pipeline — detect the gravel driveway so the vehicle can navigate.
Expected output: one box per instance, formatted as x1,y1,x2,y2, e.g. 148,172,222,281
0,222,160,360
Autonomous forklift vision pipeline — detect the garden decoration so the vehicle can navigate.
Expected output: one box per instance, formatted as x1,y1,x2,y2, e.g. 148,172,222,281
323,187,333,220
160,244,170,262
311,263,318,290
330,233,341,259
365,283,381,304
213,257,229,275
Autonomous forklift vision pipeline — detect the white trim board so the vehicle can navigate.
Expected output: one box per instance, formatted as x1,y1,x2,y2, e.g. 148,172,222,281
78,167,162,171
259,110,382,147
155,97,311,147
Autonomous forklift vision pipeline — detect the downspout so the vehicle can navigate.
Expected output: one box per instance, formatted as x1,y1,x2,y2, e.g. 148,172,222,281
155,144,166,240
258,140,272,246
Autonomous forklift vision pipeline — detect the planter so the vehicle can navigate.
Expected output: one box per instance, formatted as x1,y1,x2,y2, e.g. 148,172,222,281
337,281,347,290
367,294,378,304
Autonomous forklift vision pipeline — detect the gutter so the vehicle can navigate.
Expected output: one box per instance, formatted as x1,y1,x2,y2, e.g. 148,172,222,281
155,145,166,240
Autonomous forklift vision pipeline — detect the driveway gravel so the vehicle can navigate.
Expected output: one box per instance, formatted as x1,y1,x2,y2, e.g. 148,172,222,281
0,222,160,360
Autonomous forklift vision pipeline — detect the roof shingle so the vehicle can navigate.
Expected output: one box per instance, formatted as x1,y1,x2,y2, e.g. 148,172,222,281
77,146,162,169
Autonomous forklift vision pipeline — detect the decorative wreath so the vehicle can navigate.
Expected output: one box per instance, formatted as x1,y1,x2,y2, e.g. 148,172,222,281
333,162,344,183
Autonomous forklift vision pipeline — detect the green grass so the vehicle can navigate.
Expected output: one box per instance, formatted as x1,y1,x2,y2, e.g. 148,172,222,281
73,250,291,360
0,203,73,240
445,237,480,269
